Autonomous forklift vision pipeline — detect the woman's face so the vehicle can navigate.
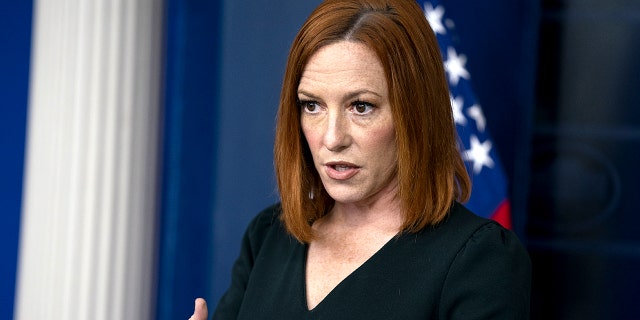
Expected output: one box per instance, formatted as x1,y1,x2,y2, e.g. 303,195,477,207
299,41,398,207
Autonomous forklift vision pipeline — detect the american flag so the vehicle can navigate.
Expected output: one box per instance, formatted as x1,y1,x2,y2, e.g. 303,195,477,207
423,0,512,229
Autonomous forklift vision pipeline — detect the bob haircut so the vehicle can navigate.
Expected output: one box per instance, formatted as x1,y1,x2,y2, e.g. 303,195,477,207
274,0,471,243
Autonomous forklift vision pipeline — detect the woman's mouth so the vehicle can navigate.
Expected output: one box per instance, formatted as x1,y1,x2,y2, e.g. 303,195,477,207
325,162,360,180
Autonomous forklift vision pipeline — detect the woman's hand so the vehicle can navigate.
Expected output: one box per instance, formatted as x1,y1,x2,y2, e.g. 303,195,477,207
188,298,208,320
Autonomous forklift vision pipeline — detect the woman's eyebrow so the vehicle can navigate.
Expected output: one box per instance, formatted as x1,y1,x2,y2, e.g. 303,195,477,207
296,90,319,99
297,89,382,99
344,89,382,99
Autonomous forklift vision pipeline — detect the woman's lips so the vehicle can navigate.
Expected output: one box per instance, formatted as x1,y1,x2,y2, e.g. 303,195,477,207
324,161,360,180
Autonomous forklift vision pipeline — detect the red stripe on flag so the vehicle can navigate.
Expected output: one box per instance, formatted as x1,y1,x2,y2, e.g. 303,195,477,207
490,200,512,229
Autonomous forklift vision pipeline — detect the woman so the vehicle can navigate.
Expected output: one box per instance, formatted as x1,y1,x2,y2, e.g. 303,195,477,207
191,0,531,319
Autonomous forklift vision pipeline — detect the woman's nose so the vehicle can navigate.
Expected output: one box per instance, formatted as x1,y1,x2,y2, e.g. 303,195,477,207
322,110,351,152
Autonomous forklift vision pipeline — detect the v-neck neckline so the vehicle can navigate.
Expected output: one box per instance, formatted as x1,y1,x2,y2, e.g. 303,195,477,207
301,233,401,312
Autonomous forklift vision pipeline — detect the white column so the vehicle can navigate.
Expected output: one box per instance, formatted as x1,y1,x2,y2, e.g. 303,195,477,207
15,0,164,319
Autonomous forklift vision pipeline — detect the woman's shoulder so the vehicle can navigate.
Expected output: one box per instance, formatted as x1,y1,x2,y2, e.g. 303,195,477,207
248,203,283,229
434,202,518,245
435,203,532,318
414,202,530,269
242,203,289,246
447,203,530,265
442,202,497,230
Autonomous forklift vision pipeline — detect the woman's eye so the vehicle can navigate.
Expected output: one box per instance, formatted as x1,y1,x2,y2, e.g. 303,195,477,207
299,100,320,113
352,101,374,115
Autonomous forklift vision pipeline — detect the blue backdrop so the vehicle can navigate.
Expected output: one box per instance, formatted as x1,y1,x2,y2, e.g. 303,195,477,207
0,2,32,319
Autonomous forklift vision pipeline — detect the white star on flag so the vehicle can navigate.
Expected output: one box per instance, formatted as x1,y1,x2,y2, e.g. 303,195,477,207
467,104,486,132
424,3,446,35
444,46,470,86
464,135,494,174
450,94,466,125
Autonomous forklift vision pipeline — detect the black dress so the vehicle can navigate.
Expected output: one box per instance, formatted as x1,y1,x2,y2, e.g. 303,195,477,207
212,202,531,319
